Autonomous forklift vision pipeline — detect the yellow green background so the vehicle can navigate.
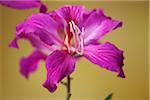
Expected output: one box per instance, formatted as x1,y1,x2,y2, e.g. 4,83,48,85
0,1,149,100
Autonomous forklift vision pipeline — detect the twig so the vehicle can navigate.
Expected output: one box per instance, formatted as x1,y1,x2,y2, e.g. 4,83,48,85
61,76,72,100
66,76,71,100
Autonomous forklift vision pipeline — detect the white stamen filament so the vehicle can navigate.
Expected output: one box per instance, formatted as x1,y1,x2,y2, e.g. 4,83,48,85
71,21,84,55
80,27,84,54
69,21,78,50
64,32,71,53
71,21,80,49
65,20,84,56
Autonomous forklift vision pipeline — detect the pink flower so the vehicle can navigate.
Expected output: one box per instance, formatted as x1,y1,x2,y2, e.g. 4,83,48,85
0,0,47,13
10,5,125,93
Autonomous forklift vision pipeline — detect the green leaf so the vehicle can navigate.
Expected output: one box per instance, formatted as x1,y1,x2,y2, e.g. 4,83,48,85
104,93,113,100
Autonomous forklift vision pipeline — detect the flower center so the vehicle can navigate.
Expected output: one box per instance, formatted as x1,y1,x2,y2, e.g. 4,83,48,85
64,20,84,56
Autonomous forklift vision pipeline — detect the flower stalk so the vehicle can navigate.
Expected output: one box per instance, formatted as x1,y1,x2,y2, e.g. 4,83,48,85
66,76,71,100
61,76,72,100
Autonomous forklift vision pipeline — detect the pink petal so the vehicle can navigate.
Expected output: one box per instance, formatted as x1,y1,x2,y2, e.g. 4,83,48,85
9,34,56,54
43,50,76,93
84,42,125,78
48,11,66,40
0,0,42,9
82,9,122,44
16,13,64,47
55,5,84,24
10,26,56,53
20,50,46,79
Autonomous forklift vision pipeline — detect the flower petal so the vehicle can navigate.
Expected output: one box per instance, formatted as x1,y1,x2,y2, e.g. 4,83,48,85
84,42,125,78
43,50,76,93
16,13,64,47
9,33,56,55
82,9,122,44
0,0,42,9
20,50,46,79
10,25,56,54
48,11,66,40
55,5,84,24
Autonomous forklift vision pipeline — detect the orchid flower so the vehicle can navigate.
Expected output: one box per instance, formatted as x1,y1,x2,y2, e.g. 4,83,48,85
9,5,125,93
0,0,47,13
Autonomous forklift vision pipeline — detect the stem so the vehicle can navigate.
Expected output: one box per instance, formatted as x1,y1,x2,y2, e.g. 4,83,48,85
66,76,71,100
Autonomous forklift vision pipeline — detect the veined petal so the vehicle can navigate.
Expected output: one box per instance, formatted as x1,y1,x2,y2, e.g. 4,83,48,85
9,34,56,55
48,11,64,28
20,50,46,79
84,42,125,78
9,30,56,54
43,50,76,93
82,9,122,44
16,13,64,47
0,0,42,9
48,11,66,40
55,5,84,25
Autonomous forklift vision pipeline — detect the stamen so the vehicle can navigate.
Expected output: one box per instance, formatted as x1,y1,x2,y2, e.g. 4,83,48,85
80,27,84,54
69,21,78,50
65,20,84,55
76,27,84,55
64,32,71,53
72,21,84,55
71,20,80,50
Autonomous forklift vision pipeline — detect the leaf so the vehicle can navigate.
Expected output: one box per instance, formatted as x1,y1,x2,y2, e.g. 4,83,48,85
104,93,113,100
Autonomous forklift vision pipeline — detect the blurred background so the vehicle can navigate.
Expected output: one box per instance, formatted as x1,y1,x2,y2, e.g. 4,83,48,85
0,1,149,100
